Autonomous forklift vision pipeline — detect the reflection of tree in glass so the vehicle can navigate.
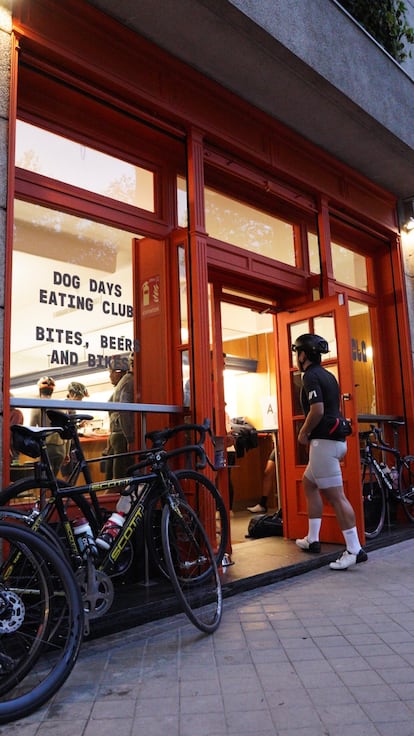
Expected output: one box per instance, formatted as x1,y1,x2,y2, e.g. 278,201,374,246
205,199,275,253
16,149,41,172
104,174,136,205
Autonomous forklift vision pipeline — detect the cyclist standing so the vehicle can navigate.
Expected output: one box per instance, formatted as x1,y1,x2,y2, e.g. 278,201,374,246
292,333,368,570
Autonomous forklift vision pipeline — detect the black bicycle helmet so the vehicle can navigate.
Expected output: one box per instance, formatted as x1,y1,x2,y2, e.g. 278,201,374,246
292,333,329,362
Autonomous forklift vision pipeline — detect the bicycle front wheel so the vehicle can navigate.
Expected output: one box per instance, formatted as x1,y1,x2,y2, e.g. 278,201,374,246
175,469,228,566
398,455,414,522
0,522,84,723
361,460,386,538
161,498,222,634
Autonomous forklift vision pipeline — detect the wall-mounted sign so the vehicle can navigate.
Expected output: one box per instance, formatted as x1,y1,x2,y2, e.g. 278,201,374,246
141,275,160,318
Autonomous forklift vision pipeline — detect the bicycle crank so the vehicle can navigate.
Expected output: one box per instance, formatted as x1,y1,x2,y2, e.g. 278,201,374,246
75,561,114,633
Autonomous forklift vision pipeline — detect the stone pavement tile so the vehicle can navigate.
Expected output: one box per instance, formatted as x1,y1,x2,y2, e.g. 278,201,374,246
347,683,399,703
180,693,223,714
179,711,226,736
37,720,89,736
261,686,313,706
42,701,95,719
130,715,179,736
338,668,384,686
180,678,221,697
379,666,414,685
0,723,40,736
221,689,267,712
330,655,370,671
361,699,414,723
139,677,179,697
376,723,414,736
363,653,410,669
296,668,345,689
269,703,323,730
307,686,356,706
225,707,274,733
315,702,372,728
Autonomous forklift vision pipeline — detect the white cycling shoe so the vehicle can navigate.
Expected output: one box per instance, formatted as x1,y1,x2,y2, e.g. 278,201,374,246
329,549,368,570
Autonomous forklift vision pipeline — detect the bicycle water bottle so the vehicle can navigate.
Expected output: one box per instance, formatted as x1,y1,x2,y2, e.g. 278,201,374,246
73,517,98,557
390,467,399,490
96,512,125,550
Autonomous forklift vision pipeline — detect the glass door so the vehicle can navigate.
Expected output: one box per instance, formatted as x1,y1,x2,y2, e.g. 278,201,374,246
277,294,364,544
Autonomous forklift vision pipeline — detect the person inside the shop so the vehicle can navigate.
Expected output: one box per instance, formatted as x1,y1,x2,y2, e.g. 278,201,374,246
61,381,90,480
96,354,135,550
247,449,277,514
30,376,66,475
293,333,367,570
10,393,24,461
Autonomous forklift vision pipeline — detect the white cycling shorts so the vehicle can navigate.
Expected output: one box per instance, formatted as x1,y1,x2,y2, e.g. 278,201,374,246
304,438,347,489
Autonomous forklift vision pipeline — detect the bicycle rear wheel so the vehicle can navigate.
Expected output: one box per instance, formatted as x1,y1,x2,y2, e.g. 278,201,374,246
0,522,84,723
161,497,222,634
398,455,414,522
361,460,386,537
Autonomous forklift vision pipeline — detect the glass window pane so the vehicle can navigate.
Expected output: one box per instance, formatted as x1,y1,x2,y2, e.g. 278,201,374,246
11,200,136,407
349,301,376,415
331,241,367,291
177,176,188,228
205,187,296,265
16,120,155,212
178,245,188,343
308,231,320,274
313,315,337,360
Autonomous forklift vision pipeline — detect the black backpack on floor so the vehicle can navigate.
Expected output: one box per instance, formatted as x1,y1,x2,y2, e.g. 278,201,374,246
246,509,283,538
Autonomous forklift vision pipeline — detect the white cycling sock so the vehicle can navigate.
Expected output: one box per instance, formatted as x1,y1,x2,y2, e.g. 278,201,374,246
308,518,321,542
342,527,361,554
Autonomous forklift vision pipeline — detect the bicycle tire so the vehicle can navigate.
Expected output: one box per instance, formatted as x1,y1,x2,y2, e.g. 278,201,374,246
398,455,414,522
361,459,386,537
161,497,222,634
0,522,84,723
145,470,228,578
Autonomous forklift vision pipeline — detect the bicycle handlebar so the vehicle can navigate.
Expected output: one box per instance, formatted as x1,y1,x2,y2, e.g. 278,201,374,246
127,442,207,474
145,418,211,448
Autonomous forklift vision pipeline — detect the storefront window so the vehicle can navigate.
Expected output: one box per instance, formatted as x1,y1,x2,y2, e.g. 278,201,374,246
205,187,296,265
16,121,155,212
308,232,321,274
349,301,376,415
331,241,368,291
11,199,136,417
177,176,188,228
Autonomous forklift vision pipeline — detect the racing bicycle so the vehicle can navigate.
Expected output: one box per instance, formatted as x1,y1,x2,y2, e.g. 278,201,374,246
361,420,414,538
1,420,223,635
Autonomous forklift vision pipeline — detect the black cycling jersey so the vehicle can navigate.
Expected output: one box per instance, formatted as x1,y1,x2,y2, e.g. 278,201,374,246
300,363,341,440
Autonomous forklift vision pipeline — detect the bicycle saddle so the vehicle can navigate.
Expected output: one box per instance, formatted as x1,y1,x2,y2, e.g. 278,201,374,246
11,424,64,458
47,409,94,428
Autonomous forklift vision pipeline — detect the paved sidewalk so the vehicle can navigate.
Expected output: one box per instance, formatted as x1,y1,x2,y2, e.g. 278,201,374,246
4,539,414,736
